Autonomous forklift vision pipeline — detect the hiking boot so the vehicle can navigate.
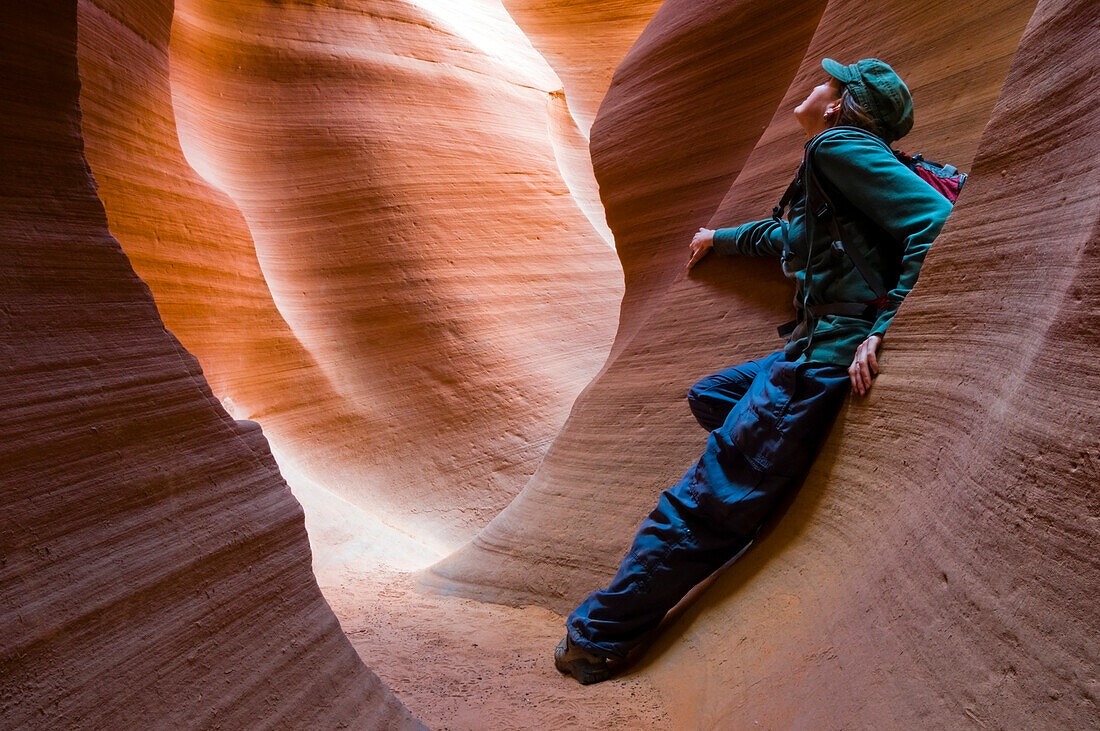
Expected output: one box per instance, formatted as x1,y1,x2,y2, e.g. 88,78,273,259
555,636,612,685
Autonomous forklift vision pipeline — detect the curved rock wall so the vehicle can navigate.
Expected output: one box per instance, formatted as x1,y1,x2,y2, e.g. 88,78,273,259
156,0,623,549
6,0,1096,726
76,0,626,555
75,0,400,570
429,0,838,607
500,0,665,133
0,4,418,727
430,0,1098,726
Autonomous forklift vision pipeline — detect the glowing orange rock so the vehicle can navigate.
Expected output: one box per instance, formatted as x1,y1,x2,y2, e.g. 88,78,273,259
79,0,624,553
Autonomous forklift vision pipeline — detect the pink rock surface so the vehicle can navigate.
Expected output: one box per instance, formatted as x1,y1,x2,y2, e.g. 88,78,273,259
430,0,1098,725
5,0,1097,726
0,5,419,727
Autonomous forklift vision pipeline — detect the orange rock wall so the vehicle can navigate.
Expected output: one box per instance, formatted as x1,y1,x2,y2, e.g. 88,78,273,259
5,0,1096,726
88,0,626,550
0,5,419,727
75,0,445,566
430,0,1098,726
501,0,665,133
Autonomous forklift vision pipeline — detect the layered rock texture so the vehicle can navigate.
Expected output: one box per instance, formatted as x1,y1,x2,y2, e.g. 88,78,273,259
430,0,1099,726
1,4,419,727
79,0,626,555
3,0,1097,727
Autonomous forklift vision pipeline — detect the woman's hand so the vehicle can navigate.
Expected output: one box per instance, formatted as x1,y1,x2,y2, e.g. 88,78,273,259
849,334,882,396
687,227,715,270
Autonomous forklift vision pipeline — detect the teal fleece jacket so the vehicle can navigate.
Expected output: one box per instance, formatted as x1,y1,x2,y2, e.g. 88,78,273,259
712,127,953,366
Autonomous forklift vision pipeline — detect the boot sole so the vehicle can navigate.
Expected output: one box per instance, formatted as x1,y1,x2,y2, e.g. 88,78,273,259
555,657,611,685
555,639,611,685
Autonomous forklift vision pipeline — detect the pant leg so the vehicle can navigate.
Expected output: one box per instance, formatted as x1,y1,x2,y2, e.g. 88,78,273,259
568,354,849,659
567,444,769,659
686,357,768,431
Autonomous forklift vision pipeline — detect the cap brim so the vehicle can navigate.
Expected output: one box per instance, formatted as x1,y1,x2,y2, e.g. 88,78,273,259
822,58,854,83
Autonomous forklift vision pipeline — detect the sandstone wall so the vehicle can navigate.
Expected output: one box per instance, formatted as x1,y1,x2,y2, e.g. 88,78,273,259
162,0,624,549
0,5,420,727
500,0,665,133
4,0,1096,726
429,0,1098,726
77,0,625,554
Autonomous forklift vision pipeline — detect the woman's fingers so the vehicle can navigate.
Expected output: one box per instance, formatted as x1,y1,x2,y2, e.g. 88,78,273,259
850,360,868,394
866,345,879,376
687,228,716,270
687,246,706,270
850,344,865,394
849,336,882,396
687,239,710,270
859,357,872,390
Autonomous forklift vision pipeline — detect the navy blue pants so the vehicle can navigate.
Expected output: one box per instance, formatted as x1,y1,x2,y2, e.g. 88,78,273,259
566,351,849,659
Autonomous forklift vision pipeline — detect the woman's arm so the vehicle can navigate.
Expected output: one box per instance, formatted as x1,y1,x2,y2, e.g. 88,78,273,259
687,219,786,270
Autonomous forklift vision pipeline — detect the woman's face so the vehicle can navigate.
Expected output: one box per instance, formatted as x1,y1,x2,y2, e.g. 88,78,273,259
794,77,843,137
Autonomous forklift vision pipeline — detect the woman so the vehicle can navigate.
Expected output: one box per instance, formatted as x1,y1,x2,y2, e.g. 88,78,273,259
555,58,953,684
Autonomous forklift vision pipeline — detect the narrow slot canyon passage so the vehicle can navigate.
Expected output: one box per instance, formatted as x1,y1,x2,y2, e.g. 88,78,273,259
75,0,666,725
3,0,1097,728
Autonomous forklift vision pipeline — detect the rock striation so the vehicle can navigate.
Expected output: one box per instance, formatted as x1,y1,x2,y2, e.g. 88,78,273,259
4,0,1097,726
78,0,625,553
0,5,419,727
501,0,665,134
164,0,624,549
429,0,1099,726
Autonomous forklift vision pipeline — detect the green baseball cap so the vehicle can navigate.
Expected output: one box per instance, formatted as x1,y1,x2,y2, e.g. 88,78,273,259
822,58,914,141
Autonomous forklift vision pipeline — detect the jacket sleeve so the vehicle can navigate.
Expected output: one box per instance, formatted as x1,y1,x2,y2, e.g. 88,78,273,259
712,218,785,258
814,130,953,337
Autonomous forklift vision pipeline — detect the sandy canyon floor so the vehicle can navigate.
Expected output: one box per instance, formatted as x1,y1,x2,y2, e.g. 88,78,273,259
323,567,671,730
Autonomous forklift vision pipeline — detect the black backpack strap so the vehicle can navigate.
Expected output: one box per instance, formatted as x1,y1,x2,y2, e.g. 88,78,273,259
772,168,806,338
776,318,799,337
807,302,878,320
803,128,890,303
777,301,878,339
772,173,802,222
772,170,802,265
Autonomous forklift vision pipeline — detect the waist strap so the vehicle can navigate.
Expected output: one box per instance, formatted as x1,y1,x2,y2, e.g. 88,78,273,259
776,301,878,338
808,302,878,320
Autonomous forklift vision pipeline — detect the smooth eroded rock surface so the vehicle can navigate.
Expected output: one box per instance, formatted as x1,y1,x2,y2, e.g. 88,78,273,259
501,0,665,133
158,0,622,550
0,5,420,727
429,0,1098,726
5,0,1096,726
